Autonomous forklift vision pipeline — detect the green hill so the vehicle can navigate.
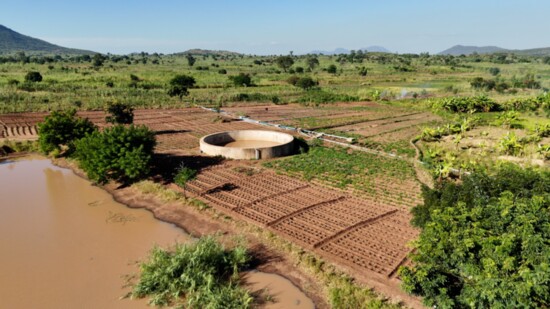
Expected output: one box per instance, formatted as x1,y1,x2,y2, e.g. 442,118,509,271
0,24,95,55
513,47,550,56
439,44,550,56
438,45,508,56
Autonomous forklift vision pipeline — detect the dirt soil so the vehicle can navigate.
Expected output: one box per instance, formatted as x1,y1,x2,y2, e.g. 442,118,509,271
53,158,331,308
1,108,426,308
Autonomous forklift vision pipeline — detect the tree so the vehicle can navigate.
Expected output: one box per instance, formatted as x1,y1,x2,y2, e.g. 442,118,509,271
402,164,550,308
37,109,97,154
327,64,337,74
229,73,252,87
105,102,134,124
75,125,156,184
25,71,42,83
275,55,294,72
186,54,196,67
306,56,320,70
167,74,196,99
16,51,29,63
174,164,197,197
92,53,106,67
294,77,318,90
488,67,500,76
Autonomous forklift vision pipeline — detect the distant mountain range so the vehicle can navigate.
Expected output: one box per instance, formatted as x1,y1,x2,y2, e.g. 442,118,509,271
0,25,95,55
3,24,550,58
309,46,392,55
438,44,550,56
172,49,243,56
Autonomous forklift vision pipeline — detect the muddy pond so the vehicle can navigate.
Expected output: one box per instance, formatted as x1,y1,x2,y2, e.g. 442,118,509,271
0,158,314,308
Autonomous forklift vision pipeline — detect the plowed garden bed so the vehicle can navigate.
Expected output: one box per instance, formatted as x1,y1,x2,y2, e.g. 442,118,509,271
1,106,423,302
185,164,420,280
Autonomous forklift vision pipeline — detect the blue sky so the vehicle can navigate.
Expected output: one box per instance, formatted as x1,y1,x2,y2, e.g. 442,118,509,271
1,0,549,55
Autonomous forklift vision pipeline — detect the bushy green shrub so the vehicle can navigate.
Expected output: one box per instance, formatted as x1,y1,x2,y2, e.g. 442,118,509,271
25,71,42,82
74,125,155,184
105,102,134,124
502,97,540,111
294,77,318,90
538,144,550,160
229,73,253,87
403,164,550,308
296,90,358,105
428,95,499,113
167,74,196,98
229,93,279,103
534,123,550,138
132,236,252,308
286,75,300,86
498,132,524,155
174,164,197,196
37,109,97,154
327,64,337,74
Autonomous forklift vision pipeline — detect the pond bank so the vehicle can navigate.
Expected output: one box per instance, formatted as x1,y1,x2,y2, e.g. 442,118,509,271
52,156,327,308
0,157,318,308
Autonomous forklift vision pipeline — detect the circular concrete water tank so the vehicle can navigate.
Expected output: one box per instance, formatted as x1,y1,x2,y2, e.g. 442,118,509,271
199,130,294,159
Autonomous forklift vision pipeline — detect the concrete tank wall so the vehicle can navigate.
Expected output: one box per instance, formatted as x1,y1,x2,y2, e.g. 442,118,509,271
199,130,295,160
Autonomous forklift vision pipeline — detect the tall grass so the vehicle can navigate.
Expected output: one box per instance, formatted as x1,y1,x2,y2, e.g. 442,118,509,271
132,236,252,308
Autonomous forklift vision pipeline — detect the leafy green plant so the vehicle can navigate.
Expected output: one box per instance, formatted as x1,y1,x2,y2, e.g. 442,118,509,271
294,77,318,90
105,102,134,124
275,55,294,72
296,90,358,105
498,132,524,155
74,125,155,184
534,123,550,138
174,164,197,197
420,117,477,142
264,146,415,192
132,236,252,308
229,73,253,87
37,109,97,154
25,71,42,82
402,164,550,308
428,95,499,113
0,140,38,155
327,64,337,74
537,144,550,160
495,110,520,128
167,74,196,99
329,276,387,309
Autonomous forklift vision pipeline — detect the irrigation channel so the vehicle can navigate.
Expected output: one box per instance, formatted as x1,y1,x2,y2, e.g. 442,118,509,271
0,157,314,309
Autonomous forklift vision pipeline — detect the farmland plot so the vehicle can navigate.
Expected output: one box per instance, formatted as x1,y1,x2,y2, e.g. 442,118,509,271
185,165,420,279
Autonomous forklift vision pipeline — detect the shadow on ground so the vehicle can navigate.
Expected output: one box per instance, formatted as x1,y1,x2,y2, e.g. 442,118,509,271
150,153,224,183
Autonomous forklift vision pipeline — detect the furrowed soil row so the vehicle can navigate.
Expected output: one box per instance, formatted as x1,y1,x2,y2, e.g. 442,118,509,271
187,165,419,279
333,112,428,132
1,108,422,284
334,113,441,137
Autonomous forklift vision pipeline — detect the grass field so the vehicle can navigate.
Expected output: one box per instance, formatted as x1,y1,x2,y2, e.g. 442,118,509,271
2,52,549,168
1,51,549,307
1,52,549,113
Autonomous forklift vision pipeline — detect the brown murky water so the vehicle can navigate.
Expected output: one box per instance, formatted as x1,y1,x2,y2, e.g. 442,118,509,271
0,158,188,308
223,140,282,148
244,271,315,309
0,158,314,308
